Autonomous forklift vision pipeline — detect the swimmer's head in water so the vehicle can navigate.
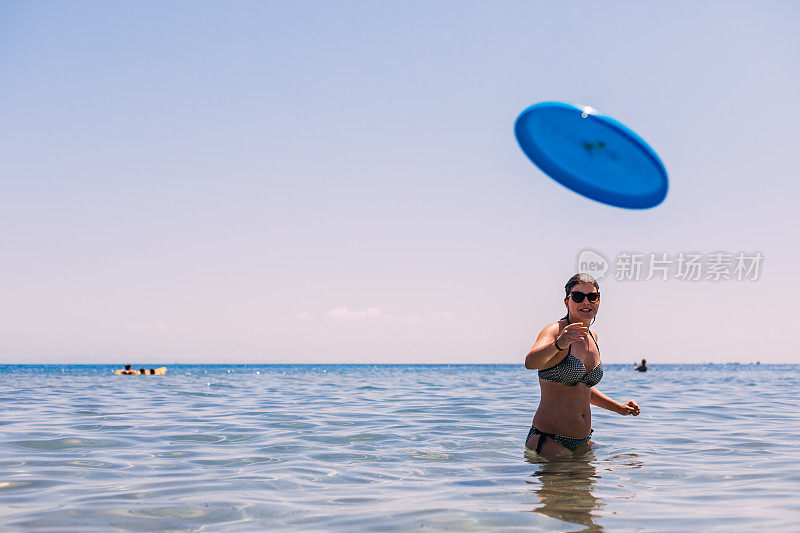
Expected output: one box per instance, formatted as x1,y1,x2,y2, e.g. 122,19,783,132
563,273,600,323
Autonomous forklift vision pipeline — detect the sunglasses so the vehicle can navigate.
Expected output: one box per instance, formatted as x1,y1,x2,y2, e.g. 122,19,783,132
569,291,600,303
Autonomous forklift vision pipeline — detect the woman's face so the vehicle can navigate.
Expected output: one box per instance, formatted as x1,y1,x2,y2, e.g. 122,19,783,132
565,282,600,322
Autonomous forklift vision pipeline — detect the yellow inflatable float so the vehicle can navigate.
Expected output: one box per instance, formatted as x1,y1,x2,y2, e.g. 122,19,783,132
115,366,167,375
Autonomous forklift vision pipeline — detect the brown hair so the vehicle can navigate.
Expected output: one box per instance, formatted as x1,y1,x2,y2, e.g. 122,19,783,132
564,273,599,297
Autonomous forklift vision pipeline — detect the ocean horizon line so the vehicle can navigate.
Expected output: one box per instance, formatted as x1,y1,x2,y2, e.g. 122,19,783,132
0,361,793,366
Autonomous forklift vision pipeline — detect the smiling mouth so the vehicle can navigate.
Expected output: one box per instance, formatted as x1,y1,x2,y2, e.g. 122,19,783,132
579,307,593,312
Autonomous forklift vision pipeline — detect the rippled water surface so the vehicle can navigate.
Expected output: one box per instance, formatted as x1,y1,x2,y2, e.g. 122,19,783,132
1,364,799,531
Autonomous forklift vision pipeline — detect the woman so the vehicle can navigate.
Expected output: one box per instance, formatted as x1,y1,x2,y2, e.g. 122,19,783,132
524,273,640,457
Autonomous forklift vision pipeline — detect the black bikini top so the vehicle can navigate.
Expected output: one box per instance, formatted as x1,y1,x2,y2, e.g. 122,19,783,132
538,326,603,387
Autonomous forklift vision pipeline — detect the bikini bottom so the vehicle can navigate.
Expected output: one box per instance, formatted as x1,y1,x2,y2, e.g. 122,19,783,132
526,426,592,453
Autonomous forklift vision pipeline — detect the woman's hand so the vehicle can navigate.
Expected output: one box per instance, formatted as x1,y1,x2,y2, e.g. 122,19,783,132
555,322,589,348
618,400,640,416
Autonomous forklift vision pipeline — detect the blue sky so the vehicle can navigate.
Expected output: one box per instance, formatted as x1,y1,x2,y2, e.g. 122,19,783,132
1,1,798,364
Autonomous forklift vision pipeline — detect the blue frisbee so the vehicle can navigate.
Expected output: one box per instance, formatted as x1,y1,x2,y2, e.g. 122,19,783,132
514,102,668,209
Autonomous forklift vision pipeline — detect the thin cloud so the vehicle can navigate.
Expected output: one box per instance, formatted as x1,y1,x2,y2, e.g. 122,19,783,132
295,312,315,321
326,307,383,320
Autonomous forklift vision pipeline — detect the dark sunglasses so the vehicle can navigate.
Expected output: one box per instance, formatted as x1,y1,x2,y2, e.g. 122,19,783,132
570,291,600,303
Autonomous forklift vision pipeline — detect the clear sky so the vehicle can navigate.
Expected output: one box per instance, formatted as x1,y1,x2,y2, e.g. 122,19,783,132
1,1,798,364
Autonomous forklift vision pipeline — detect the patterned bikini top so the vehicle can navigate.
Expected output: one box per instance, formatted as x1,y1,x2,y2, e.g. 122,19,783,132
538,330,603,387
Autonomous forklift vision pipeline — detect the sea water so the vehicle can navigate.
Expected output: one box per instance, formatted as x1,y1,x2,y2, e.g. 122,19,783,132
1,364,798,532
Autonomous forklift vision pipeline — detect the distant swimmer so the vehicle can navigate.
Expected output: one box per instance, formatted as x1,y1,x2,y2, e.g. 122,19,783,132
634,359,648,372
120,364,136,375
523,273,640,458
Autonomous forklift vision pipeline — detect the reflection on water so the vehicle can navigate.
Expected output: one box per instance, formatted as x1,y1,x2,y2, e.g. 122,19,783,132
525,450,604,532
524,449,645,532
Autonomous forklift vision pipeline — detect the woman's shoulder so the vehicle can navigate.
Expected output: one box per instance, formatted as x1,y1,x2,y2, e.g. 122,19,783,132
541,319,567,335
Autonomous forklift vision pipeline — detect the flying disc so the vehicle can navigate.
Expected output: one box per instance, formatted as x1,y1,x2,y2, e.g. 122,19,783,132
514,102,668,209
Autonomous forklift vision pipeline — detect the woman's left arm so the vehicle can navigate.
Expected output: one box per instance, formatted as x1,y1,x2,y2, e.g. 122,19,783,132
590,387,640,416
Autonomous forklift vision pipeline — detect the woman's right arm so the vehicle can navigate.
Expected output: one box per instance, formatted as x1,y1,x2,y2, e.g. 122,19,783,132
524,322,589,369
524,323,563,370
